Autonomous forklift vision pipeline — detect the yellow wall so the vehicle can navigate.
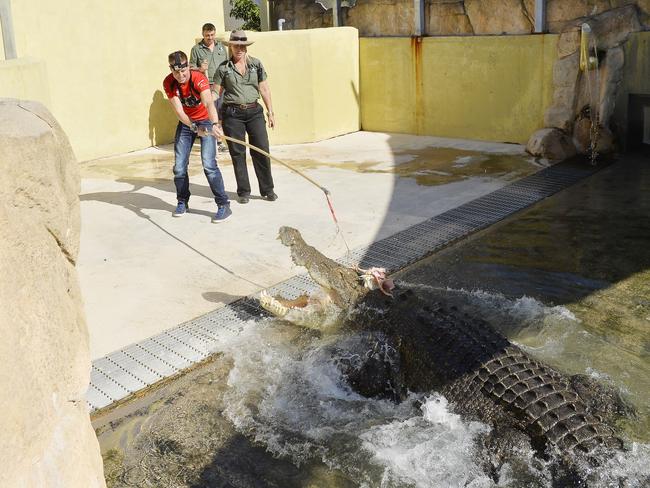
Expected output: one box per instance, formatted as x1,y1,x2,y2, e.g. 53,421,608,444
360,35,558,144
243,27,360,145
1,8,358,160
0,57,49,107
1,0,225,161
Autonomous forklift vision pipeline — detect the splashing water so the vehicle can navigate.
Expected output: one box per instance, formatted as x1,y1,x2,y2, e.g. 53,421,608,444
213,286,650,487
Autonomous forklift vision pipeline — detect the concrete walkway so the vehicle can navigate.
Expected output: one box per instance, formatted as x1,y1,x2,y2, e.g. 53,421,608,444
78,131,541,359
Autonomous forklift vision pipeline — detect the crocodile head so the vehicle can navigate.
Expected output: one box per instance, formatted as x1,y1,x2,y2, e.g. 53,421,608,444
277,226,368,309
259,227,384,329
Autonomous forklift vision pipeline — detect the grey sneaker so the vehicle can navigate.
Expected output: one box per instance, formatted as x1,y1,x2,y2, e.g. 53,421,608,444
173,201,188,217
212,204,232,223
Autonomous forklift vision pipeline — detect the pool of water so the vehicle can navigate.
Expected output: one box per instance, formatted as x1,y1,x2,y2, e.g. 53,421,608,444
401,155,650,444
96,155,650,487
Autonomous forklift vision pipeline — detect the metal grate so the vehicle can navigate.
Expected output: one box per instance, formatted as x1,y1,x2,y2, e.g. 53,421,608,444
87,160,599,411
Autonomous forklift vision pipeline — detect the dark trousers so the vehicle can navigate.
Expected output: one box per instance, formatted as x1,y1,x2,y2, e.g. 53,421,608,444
222,103,274,197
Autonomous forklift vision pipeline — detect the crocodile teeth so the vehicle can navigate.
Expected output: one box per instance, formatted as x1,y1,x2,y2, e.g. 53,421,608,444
259,290,289,317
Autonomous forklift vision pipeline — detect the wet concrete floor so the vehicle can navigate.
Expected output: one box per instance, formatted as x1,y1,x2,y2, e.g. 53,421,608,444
78,131,539,359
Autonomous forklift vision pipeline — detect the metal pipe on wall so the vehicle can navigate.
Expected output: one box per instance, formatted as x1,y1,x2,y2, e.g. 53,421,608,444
414,0,425,36
259,0,270,31
332,0,342,27
0,0,18,59
534,0,547,33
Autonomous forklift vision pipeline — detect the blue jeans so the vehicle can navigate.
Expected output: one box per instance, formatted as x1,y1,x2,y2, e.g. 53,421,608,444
173,121,229,206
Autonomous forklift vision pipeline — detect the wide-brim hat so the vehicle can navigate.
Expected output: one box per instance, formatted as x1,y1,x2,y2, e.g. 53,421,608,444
224,30,254,46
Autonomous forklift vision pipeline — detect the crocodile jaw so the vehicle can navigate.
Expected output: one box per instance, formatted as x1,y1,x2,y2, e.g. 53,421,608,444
259,290,290,317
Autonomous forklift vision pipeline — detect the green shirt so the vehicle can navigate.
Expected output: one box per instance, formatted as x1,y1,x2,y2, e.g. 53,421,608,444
213,56,267,105
189,40,227,84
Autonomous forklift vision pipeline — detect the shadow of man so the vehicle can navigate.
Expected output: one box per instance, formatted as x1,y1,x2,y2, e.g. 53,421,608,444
148,90,177,146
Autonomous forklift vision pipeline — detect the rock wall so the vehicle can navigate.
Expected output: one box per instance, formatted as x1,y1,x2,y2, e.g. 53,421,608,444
270,0,650,35
0,99,105,487
527,5,644,159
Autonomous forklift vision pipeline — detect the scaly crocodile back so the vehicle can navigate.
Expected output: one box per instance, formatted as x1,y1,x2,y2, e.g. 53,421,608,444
361,289,623,454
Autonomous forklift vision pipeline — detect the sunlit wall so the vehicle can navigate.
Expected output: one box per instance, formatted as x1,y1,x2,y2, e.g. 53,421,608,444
0,0,225,161
360,35,558,144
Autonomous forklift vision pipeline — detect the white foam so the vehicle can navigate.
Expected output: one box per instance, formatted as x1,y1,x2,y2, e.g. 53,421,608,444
359,394,491,488
217,303,648,487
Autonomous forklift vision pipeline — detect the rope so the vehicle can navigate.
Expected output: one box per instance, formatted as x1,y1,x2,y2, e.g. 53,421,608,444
220,134,351,253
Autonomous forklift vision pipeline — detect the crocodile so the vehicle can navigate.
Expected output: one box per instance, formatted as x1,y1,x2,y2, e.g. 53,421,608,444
261,227,626,459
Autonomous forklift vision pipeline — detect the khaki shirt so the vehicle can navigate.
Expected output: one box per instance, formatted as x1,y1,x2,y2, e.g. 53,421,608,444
189,40,227,84
213,56,267,105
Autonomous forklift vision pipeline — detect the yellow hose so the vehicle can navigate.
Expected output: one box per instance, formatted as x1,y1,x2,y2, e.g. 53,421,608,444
580,24,589,71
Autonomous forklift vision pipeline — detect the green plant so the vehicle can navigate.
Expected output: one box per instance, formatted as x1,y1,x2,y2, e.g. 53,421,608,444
229,0,261,31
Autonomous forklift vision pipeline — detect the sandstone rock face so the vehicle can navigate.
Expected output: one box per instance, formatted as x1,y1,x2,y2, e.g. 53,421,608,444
599,46,626,123
578,5,642,49
346,0,415,36
427,1,474,35
573,117,616,154
542,5,644,158
527,128,578,160
558,29,582,58
271,1,649,35
544,52,581,131
465,0,533,34
546,0,613,32
0,99,105,487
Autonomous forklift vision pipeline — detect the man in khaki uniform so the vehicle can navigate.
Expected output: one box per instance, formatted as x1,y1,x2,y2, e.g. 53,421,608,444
190,23,228,151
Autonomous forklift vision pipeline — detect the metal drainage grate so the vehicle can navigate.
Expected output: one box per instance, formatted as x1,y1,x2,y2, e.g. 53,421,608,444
87,160,600,411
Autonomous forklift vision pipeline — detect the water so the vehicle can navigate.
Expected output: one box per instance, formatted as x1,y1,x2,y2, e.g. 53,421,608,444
212,288,649,487
97,156,650,487
400,156,650,444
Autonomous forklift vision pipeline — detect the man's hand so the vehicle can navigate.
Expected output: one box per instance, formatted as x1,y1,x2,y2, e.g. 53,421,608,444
267,112,275,130
200,58,209,73
212,123,224,140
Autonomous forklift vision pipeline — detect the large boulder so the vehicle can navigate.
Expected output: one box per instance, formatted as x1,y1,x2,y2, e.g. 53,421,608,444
526,128,577,161
573,116,616,154
0,99,105,487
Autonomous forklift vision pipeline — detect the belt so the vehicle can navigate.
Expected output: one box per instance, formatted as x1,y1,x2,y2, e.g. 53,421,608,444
225,102,258,109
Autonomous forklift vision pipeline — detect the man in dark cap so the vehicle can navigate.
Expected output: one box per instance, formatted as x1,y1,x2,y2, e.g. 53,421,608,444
163,50,232,222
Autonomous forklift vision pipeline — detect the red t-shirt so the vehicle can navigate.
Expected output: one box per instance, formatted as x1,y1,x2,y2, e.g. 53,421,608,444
163,70,211,120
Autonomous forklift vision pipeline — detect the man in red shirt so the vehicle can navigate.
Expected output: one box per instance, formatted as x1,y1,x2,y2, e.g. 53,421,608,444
163,50,231,222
